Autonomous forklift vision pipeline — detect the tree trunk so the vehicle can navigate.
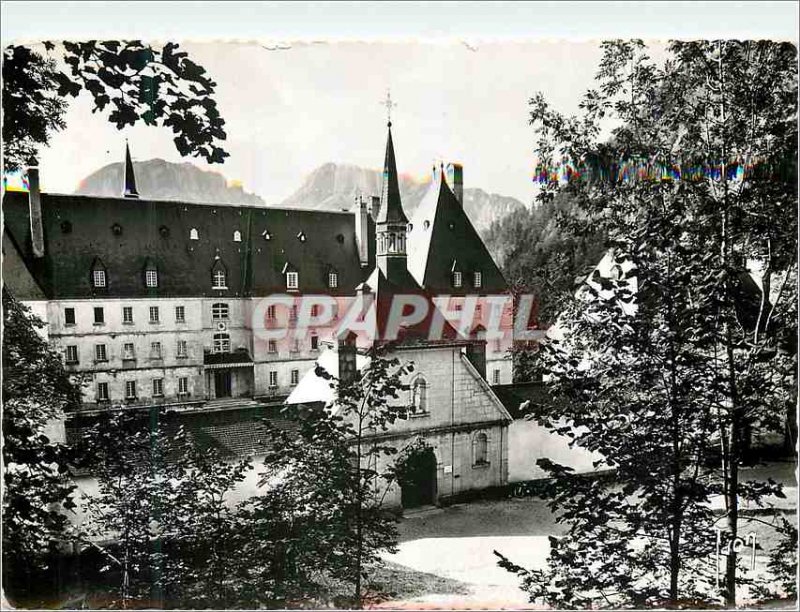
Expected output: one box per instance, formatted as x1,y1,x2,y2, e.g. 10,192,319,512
669,513,682,607
725,392,740,608
354,508,363,609
354,419,363,609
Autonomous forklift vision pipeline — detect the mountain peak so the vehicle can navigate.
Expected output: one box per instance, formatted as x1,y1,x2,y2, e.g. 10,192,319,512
280,162,523,232
75,158,265,206
73,159,524,233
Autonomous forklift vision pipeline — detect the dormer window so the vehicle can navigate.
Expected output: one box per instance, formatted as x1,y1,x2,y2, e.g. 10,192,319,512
211,256,228,290
233,230,242,242
145,270,158,287
328,270,339,289
282,262,299,290
473,271,482,288
93,269,107,288
451,260,463,289
262,229,272,240
212,269,227,289
190,228,199,240
297,231,306,242
91,258,108,288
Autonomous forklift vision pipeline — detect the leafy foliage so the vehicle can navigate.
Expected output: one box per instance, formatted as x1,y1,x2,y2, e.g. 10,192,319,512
484,191,606,328
1,289,81,598
495,39,797,608
753,516,798,601
257,346,415,608
1,46,69,169
77,411,251,608
3,41,229,170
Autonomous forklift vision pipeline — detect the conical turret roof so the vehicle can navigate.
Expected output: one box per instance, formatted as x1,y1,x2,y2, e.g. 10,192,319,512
123,142,139,199
375,125,408,225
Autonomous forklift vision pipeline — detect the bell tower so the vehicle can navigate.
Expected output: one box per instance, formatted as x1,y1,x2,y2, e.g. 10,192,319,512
375,119,409,280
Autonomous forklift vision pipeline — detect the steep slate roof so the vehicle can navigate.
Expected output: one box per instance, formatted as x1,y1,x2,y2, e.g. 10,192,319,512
2,191,375,299
407,169,507,294
375,125,408,225
356,266,461,347
2,228,46,299
491,382,561,420
65,402,298,462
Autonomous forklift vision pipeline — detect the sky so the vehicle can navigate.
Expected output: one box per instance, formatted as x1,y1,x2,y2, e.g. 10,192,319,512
5,1,794,206
33,40,612,205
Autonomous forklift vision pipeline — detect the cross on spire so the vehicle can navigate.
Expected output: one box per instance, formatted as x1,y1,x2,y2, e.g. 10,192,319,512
382,89,397,127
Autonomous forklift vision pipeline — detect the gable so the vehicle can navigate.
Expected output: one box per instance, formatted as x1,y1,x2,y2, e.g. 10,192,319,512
407,174,507,294
455,353,513,424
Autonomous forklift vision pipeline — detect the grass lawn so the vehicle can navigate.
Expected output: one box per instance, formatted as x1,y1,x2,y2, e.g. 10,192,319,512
364,560,470,603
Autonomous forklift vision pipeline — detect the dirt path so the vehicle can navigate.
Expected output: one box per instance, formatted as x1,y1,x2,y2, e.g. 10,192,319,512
375,461,797,609
373,498,560,609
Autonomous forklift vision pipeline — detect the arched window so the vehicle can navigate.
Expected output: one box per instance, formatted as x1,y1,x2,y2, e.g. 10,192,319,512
213,332,230,353
388,233,397,252
233,230,242,242
473,433,489,466
211,302,229,320
190,228,199,240
412,377,428,414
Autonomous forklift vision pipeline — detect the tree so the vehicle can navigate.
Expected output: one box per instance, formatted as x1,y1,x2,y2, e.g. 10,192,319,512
255,346,414,608
1,289,81,602
483,191,606,329
156,428,252,609
495,39,796,608
483,192,606,383
3,40,229,170
664,40,797,607
77,410,251,609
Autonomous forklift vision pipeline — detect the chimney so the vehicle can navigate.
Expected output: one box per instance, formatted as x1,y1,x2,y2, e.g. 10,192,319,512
446,163,463,205
337,331,358,388
355,196,370,268
465,338,487,380
27,165,44,258
370,195,380,220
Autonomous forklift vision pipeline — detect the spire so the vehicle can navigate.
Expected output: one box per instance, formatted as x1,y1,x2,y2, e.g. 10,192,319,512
123,141,139,199
376,124,407,225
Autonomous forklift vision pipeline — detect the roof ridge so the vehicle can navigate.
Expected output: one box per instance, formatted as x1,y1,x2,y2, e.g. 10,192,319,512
35,192,357,214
